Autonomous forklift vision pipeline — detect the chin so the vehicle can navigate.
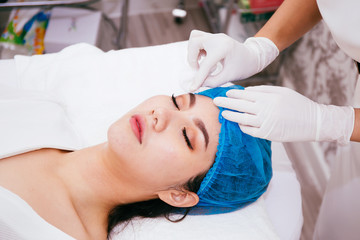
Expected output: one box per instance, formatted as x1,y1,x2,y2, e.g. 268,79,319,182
107,121,132,153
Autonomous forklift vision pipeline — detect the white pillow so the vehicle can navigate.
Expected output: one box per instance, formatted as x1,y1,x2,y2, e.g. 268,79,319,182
110,197,279,240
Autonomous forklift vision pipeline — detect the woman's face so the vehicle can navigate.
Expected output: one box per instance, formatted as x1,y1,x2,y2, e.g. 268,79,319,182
107,93,220,193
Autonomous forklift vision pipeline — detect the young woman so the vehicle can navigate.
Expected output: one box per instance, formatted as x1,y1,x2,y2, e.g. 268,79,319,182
0,86,272,240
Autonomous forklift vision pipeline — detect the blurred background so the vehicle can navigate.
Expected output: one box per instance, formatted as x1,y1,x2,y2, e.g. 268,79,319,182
0,1,358,239
0,0,209,54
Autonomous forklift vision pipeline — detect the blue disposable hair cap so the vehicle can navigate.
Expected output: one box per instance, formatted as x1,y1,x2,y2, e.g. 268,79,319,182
189,85,272,214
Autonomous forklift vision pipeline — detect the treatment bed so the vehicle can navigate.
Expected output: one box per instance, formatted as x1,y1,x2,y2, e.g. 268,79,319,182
0,41,303,240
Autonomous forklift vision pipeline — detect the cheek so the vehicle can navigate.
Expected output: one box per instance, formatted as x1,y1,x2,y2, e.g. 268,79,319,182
148,145,179,170
150,133,212,174
125,148,182,188
152,149,207,183
107,119,132,157
142,144,195,184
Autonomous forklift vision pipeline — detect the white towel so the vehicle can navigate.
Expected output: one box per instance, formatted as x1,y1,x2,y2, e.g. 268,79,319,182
0,84,83,159
0,185,75,240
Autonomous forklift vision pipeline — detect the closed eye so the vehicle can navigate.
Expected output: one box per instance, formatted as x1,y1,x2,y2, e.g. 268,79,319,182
172,94,193,150
182,128,193,150
171,94,180,110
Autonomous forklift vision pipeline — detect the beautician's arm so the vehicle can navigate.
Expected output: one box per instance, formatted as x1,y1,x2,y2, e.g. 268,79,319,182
255,0,322,51
185,0,323,91
351,109,360,142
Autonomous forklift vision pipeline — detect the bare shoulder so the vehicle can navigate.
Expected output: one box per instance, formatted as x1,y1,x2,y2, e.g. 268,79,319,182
0,148,68,195
0,148,65,181
0,148,94,239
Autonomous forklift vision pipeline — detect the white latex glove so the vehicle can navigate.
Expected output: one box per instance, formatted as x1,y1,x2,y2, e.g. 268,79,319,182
183,30,279,92
213,85,355,145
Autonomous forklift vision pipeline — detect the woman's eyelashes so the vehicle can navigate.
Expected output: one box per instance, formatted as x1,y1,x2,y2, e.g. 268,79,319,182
171,94,180,110
171,94,194,151
183,128,194,150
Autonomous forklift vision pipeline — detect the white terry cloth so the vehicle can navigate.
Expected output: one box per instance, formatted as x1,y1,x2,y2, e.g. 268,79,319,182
0,186,75,240
0,84,83,159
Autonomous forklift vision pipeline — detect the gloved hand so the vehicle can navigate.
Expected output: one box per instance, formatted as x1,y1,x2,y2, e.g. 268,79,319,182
213,85,355,145
183,30,279,92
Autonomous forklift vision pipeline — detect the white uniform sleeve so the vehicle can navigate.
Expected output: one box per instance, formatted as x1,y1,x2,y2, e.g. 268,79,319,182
317,0,360,62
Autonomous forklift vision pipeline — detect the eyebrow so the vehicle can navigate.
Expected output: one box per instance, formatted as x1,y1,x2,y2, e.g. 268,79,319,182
195,118,209,149
188,93,209,149
189,93,196,108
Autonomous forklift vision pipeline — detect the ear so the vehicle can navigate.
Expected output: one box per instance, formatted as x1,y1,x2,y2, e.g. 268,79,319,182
157,189,199,208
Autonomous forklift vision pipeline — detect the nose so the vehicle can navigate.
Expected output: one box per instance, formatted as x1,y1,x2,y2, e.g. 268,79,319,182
152,107,172,132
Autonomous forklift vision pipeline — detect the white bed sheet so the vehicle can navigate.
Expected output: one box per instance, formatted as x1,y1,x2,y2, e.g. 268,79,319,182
265,142,303,240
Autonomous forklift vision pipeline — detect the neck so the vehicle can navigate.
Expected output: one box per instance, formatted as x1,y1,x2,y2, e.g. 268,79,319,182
55,143,153,237
56,144,110,236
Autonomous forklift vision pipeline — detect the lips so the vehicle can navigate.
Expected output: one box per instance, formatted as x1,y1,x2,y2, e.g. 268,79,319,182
130,115,145,144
